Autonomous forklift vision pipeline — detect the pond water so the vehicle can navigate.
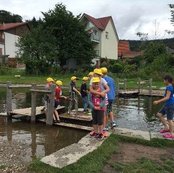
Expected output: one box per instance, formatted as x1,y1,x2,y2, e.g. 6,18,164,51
0,88,163,161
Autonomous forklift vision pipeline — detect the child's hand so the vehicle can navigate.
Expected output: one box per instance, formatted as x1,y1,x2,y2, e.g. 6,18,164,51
153,101,159,105
100,91,106,97
94,106,100,110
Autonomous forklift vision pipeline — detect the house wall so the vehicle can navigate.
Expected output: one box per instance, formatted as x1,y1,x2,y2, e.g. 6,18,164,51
101,20,118,60
4,32,19,58
0,44,4,55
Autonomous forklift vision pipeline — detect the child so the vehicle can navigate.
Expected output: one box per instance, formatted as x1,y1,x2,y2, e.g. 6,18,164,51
54,80,67,123
80,77,89,112
101,67,117,130
153,75,174,139
88,77,106,139
68,76,81,115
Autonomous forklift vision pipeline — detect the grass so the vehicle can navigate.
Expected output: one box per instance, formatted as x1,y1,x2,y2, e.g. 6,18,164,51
28,134,174,173
111,157,174,173
0,74,164,89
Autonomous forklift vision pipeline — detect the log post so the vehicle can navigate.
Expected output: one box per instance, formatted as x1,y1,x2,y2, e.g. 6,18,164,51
31,84,37,123
117,78,119,96
6,81,12,120
149,78,152,95
46,84,55,125
124,79,127,91
138,78,141,93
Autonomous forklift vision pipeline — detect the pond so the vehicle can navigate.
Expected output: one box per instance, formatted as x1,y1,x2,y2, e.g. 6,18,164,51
0,88,163,161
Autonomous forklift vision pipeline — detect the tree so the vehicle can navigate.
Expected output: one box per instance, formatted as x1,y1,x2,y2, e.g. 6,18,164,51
17,3,95,75
0,10,22,23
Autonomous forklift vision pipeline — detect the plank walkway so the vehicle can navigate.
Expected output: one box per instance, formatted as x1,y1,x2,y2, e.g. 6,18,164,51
39,119,92,131
10,106,65,116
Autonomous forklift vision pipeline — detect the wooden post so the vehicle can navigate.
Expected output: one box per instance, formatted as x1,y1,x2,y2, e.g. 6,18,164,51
117,78,119,96
138,78,141,93
31,84,36,123
6,81,12,120
46,84,55,125
124,79,127,91
149,78,152,95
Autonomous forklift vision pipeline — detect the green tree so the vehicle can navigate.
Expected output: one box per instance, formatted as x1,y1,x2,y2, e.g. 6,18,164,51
17,3,95,75
143,42,167,63
0,10,22,23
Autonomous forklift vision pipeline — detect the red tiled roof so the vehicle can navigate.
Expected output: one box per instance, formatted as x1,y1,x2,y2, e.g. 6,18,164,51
0,23,27,31
83,13,111,30
118,40,143,58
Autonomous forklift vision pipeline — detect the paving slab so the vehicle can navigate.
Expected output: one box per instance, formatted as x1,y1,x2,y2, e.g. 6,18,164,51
41,133,109,168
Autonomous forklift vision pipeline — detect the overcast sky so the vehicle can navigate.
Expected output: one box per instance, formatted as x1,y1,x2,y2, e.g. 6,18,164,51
0,0,174,40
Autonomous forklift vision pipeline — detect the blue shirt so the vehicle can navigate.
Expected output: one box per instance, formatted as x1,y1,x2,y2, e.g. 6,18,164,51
165,85,174,106
103,75,116,100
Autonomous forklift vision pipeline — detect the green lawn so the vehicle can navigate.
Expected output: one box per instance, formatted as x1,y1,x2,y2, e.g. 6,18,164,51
0,75,164,89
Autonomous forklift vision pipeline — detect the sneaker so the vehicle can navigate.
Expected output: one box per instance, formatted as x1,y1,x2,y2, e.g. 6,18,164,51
90,131,97,137
111,121,117,128
97,133,104,140
160,129,170,133
163,133,174,139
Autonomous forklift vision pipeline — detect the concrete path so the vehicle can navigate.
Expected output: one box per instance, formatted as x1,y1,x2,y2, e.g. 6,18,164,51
41,127,165,169
113,127,163,141
41,133,110,169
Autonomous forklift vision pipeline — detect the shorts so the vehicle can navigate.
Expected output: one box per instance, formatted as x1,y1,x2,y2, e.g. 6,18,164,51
54,100,60,108
106,99,114,115
159,104,174,120
92,110,104,125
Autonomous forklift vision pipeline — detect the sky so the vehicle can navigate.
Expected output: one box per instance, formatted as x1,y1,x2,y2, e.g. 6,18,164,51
0,0,174,40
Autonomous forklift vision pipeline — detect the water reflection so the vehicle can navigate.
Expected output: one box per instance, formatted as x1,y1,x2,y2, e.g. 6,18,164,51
0,118,87,161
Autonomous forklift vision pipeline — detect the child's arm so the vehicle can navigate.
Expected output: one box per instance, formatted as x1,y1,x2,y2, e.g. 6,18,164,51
88,94,94,109
153,90,171,105
73,87,81,96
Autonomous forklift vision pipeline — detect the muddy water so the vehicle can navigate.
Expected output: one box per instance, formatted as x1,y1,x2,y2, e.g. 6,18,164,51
0,88,163,161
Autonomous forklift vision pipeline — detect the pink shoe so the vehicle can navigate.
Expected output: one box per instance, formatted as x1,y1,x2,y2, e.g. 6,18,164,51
160,129,170,133
163,133,174,139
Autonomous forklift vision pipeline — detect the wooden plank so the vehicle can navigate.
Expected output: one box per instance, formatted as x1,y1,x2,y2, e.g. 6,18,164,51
30,89,52,93
11,106,65,116
39,119,92,131
60,113,92,122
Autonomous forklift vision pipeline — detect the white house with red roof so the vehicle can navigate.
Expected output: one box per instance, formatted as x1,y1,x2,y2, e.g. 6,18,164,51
81,13,119,65
0,22,30,67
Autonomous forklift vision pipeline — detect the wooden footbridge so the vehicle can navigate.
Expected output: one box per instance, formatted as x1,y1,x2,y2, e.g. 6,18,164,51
0,78,162,131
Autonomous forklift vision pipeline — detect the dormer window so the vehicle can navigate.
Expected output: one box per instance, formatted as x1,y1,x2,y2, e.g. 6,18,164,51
105,32,109,39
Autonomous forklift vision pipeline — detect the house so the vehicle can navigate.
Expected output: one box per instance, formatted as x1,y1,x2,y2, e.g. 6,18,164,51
81,13,119,66
118,40,143,59
0,22,30,67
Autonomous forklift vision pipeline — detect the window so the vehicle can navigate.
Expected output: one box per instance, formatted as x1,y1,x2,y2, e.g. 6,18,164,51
105,31,109,39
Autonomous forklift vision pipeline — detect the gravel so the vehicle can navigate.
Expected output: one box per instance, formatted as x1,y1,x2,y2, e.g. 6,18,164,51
0,140,31,173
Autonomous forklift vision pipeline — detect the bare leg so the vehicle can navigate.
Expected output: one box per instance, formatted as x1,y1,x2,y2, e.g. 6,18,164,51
93,125,98,133
98,125,103,134
53,109,60,121
157,113,169,130
168,120,174,135
103,115,108,129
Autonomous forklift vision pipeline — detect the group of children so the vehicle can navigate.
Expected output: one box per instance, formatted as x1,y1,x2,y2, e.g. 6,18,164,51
45,69,174,140
68,67,116,139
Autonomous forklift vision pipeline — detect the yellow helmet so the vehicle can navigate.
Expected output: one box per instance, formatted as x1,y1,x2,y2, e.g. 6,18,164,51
88,72,94,77
92,77,100,83
71,76,77,81
82,77,88,81
101,67,108,74
93,68,103,76
56,80,63,86
47,77,54,83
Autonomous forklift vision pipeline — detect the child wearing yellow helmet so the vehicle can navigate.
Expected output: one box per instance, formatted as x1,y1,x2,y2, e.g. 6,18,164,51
88,77,106,140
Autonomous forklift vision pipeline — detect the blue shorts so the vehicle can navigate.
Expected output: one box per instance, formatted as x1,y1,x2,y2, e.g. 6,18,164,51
159,104,174,120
